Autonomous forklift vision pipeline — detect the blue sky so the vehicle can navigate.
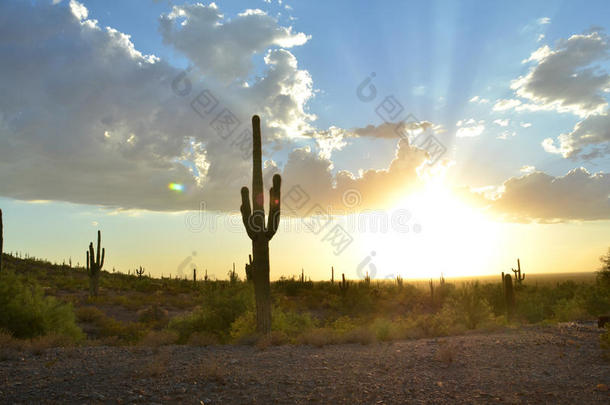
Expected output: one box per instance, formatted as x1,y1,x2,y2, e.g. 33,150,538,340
0,0,608,279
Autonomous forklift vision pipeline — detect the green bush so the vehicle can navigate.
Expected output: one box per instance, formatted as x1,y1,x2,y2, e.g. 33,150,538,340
230,307,316,342
0,271,83,340
169,284,253,343
441,283,494,330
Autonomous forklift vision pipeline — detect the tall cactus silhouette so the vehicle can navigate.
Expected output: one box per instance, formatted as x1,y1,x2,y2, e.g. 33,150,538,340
245,254,253,282
512,258,525,285
240,115,281,334
504,273,515,320
86,230,105,297
135,266,145,278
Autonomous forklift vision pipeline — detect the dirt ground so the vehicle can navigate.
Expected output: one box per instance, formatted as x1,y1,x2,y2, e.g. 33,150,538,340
1,323,609,404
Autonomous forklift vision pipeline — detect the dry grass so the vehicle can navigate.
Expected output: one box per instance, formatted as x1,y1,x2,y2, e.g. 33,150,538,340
187,331,219,346
297,328,337,347
139,330,179,347
255,331,288,350
342,327,377,345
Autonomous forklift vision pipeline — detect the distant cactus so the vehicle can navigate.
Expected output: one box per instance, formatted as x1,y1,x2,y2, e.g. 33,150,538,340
331,266,334,284
228,262,239,284
340,273,349,295
193,268,197,284
135,266,145,278
240,115,282,334
396,275,403,287
429,278,435,303
512,258,525,285
86,230,105,297
245,255,253,282
364,271,371,285
0,208,3,273
204,269,209,282
300,268,305,283
504,273,515,320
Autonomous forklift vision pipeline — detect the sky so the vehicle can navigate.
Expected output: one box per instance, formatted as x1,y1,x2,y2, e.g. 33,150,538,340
0,0,608,280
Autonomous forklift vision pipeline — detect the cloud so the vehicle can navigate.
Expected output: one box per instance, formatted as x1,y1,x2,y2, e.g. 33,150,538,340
0,0,316,211
520,165,536,174
486,168,610,222
537,17,551,25
469,96,489,104
456,119,485,138
497,131,516,140
520,122,532,128
493,119,509,127
542,113,610,158
510,30,610,117
158,3,309,83
282,140,428,215
493,99,522,111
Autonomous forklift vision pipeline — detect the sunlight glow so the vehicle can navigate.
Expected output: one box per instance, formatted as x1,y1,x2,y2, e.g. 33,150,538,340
168,182,185,192
359,176,502,279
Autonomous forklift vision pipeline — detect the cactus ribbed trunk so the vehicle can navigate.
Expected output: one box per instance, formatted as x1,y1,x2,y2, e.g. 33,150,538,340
86,230,105,298
504,274,515,320
240,115,281,335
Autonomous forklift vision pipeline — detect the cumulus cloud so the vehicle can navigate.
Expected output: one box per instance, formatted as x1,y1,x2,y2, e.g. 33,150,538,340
281,140,428,215
493,99,522,111
486,168,610,222
493,119,509,127
456,119,485,138
542,113,610,158
159,3,309,83
0,0,316,211
510,30,610,117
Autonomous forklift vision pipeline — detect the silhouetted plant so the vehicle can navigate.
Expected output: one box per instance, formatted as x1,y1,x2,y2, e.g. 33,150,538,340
135,266,145,278
86,230,105,297
340,273,349,295
245,255,253,282
240,115,282,334
504,273,515,320
396,275,403,287
228,262,239,284
331,266,334,284
193,268,197,284
512,258,525,286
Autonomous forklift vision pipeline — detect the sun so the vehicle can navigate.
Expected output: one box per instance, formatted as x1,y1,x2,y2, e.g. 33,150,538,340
357,178,502,280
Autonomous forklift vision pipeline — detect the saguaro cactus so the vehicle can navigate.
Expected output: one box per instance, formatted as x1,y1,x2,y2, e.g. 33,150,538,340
504,273,515,320
135,266,145,278
512,258,525,285
0,209,3,272
331,266,334,284
86,230,105,297
240,115,282,334
340,273,349,295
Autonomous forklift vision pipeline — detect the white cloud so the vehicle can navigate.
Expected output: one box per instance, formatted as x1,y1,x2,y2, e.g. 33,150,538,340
159,3,309,83
493,119,509,127
537,17,551,25
542,113,610,158
520,122,532,128
469,96,489,104
520,165,536,174
488,168,610,222
456,119,485,138
497,131,516,140
511,31,610,117
493,99,522,111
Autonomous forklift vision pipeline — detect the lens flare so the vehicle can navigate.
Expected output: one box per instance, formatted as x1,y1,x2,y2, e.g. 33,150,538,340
168,182,185,192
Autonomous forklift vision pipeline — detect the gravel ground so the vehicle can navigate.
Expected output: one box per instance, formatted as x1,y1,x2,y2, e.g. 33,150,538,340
1,323,609,404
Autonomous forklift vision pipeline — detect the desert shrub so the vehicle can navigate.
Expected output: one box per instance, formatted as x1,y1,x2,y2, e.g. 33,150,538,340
170,285,253,343
441,283,494,330
371,318,393,341
230,307,316,342
187,331,219,346
138,304,169,327
552,297,589,322
0,271,83,340
342,326,376,345
76,306,147,343
297,328,337,347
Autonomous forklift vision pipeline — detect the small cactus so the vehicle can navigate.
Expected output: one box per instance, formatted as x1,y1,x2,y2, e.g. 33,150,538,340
396,275,403,287
512,258,525,285
86,230,105,297
193,268,197,284
340,273,349,295
135,266,145,278
331,266,334,284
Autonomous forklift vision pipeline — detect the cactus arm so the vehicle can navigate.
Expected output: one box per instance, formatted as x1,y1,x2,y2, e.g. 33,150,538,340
86,250,90,274
100,248,105,269
251,115,264,213
266,174,282,239
88,243,95,273
240,187,255,240
96,230,101,267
